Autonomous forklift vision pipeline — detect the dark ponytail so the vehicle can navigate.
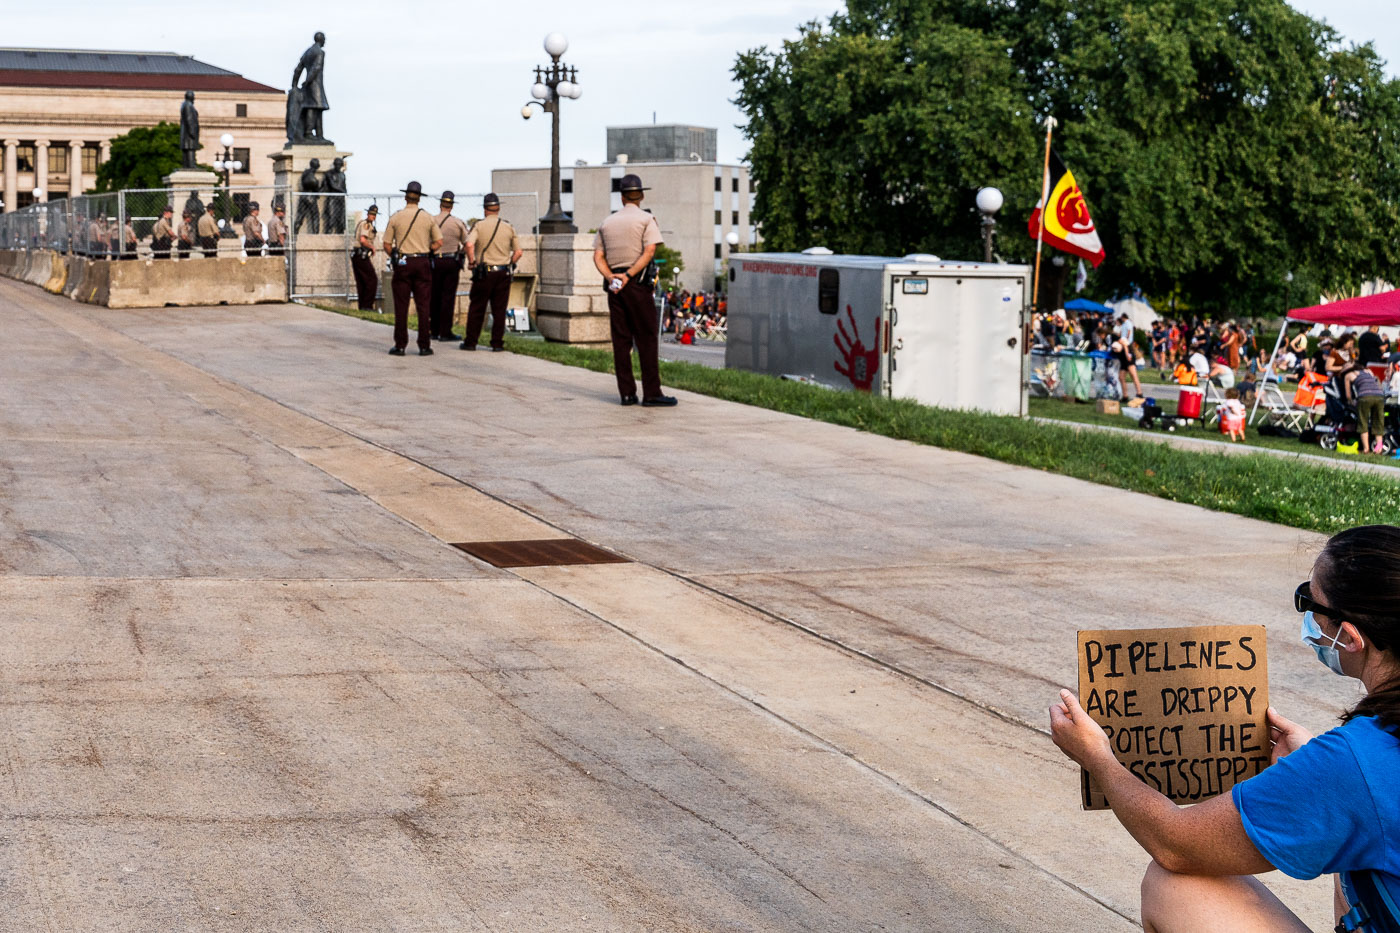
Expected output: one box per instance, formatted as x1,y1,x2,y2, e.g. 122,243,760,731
1314,525,1400,736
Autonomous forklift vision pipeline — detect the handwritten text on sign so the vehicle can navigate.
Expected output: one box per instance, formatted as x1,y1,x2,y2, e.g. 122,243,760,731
1077,625,1269,810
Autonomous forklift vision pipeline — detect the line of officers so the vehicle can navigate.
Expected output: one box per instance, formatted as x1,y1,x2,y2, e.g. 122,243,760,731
355,182,522,357
367,174,676,407
141,202,288,259
66,202,284,260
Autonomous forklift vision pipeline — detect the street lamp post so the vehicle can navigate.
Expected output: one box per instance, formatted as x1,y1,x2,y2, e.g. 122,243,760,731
975,186,1003,263
211,133,242,237
521,32,582,234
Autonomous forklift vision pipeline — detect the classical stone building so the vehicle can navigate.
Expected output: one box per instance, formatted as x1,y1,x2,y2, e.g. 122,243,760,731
492,125,757,294
0,47,284,212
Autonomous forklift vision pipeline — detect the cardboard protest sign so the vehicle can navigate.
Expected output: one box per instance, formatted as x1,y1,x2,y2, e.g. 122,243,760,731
1077,625,1269,810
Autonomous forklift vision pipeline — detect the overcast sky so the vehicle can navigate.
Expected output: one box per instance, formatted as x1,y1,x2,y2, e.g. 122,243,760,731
8,1,1396,197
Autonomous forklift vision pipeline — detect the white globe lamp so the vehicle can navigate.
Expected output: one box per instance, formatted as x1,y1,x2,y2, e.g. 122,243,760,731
543,33,568,58
975,187,1004,215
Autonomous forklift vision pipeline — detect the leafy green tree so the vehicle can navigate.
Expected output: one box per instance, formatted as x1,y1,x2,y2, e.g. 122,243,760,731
93,122,193,193
735,0,1400,314
654,243,684,275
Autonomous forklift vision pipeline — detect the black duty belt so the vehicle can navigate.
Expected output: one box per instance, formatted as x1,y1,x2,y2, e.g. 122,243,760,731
610,266,632,273
400,252,432,258
485,264,512,272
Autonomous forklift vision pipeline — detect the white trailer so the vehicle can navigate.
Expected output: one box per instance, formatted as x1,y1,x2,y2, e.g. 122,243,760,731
725,253,1032,416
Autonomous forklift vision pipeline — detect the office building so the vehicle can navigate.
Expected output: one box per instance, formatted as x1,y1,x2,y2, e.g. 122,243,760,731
492,125,757,293
0,47,284,212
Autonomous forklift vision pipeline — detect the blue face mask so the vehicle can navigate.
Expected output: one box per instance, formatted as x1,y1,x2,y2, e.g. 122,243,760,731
1301,610,1349,676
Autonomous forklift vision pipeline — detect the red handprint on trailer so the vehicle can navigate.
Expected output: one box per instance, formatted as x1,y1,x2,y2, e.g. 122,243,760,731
834,305,880,392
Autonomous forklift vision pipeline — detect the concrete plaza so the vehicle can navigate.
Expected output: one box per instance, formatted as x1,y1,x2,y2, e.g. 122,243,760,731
0,278,1347,931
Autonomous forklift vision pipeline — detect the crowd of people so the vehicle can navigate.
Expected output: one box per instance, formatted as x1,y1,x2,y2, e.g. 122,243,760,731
1035,307,1400,454
661,288,727,343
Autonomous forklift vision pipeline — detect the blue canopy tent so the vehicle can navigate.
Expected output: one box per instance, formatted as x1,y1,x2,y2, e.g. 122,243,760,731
1063,298,1113,314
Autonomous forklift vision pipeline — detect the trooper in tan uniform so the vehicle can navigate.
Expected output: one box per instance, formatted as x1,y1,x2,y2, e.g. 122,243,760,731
197,204,220,256
462,193,522,352
267,204,288,256
592,174,675,406
351,205,379,310
430,191,469,342
241,202,265,256
381,180,442,356
86,216,105,257
151,205,175,259
122,218,138,259
177,210,196,259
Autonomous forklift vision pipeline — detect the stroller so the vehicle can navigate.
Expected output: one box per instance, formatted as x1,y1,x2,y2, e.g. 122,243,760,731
1311,377,1400,454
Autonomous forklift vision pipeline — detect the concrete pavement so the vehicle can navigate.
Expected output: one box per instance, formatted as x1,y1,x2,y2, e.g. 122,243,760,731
0,279,1346,930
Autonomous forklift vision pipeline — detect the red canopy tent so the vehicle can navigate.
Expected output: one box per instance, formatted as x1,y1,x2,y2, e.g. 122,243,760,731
1286,289,1400,327
1250,289,1400,423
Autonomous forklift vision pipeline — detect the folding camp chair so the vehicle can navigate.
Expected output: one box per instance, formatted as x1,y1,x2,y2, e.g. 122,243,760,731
1254,381,1312,432
1201,379,1228,426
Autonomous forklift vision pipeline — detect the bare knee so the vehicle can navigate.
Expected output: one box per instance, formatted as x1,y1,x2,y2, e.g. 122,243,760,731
1141,860,1174,932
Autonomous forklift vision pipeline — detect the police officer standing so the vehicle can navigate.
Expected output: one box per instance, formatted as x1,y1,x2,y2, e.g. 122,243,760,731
351,205,379,311
267,203,288,256
381,181,442,356
151,205,175,259
462,193,522,352
592,174,676,406
242,202,265,256
430,191,469,342
177,209,196,259
197,204,220,256
122,217,138,259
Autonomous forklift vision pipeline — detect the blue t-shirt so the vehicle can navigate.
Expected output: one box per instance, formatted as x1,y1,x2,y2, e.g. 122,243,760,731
1234,716,1399,888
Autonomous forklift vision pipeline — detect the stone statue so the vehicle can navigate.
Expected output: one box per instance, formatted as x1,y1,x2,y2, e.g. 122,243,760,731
179,91,200,169
183,189,204,220
322,157,347,233
295,158,322,234
288,32,332,145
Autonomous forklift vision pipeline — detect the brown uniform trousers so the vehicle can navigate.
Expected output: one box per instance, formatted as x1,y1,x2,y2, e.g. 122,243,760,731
465,268,511,349
391,256,433,350
607,276,661,399
351,251,378,310
430,256,462,340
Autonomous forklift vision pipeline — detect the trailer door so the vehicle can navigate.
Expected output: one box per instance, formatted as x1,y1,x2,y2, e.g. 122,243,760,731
888,274,1025,416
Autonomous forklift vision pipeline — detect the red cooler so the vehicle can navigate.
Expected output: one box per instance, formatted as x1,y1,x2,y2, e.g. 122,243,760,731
1178,386,1204,419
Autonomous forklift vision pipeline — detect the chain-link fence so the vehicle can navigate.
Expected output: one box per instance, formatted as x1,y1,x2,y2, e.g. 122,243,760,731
0,187,539,308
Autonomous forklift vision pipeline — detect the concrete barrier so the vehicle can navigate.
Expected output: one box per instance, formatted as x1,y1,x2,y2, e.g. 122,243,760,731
44,252,67,294
0,250,287,308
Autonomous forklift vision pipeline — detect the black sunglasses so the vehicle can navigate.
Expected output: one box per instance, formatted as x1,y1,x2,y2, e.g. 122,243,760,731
1295,581,1341,619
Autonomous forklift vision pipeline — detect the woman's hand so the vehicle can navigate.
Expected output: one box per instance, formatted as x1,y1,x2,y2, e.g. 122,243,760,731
1267,707,1312,764
1049,689,1115,771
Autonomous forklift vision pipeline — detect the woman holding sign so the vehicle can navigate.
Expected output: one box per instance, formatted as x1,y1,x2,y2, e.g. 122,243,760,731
1051,524,1400,933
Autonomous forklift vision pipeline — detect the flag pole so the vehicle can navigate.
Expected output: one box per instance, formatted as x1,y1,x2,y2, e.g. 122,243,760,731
1032,115,1058,313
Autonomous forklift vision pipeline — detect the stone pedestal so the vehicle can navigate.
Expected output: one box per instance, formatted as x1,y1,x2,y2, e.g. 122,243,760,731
534,233,611,345
270,144,352,234
161,169,219,216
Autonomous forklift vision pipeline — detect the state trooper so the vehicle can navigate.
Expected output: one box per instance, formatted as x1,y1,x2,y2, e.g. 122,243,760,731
242,202,265,256
177,210,196,259
430,190,469,342
462,193,522,352
381,181,442,356
592,174,676,406
351,205,379,311
197,204,220,256
151,205,175,259
267,203,288,256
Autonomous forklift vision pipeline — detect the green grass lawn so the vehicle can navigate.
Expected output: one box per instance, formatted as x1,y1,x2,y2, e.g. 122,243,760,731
1027,396,1397,468
309,302,1400,535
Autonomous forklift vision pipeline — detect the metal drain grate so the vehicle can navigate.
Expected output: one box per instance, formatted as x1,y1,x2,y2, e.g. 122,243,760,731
451,538,629,568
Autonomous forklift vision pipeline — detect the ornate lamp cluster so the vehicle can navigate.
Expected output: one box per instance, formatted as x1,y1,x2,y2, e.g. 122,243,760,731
521,33,582,234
